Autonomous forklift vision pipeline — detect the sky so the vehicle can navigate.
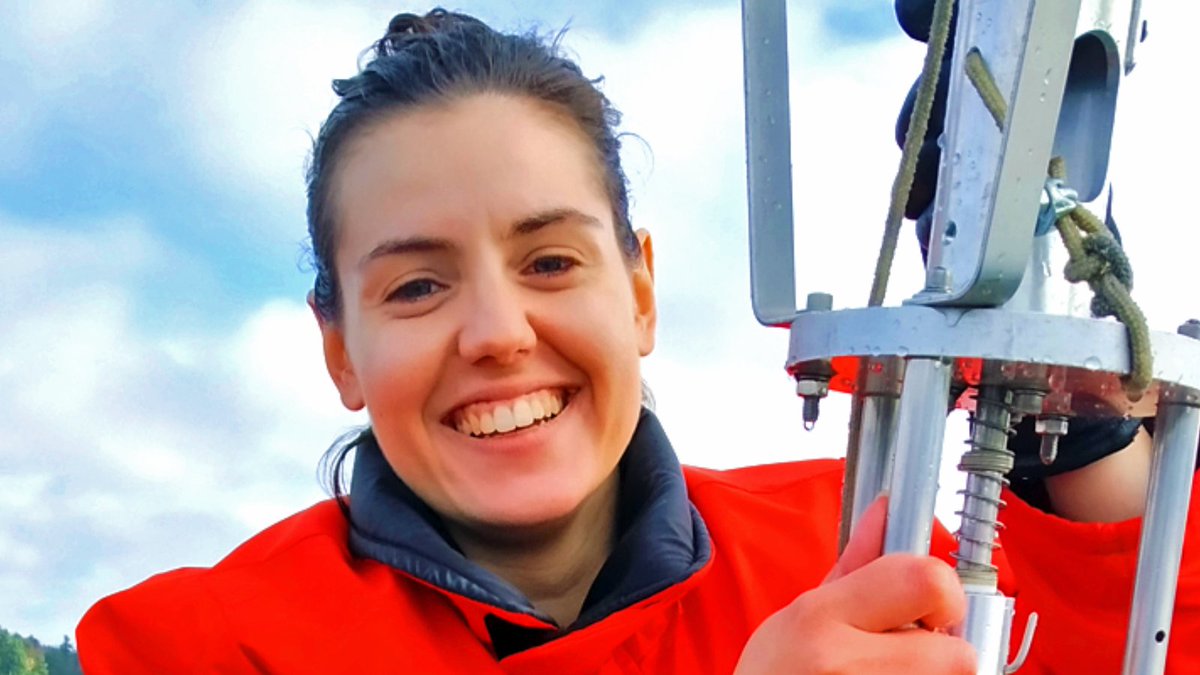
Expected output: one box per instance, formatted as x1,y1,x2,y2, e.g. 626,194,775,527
2,0,1198,645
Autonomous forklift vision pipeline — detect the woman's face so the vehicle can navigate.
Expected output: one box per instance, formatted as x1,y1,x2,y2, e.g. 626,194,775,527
317,93,656,533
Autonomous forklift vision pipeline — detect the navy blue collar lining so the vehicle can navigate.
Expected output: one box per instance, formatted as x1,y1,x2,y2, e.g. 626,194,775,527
347,409,711,638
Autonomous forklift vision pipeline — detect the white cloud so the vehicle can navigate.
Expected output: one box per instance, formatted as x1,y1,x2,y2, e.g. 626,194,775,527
0,216,364,642
183,1,384,209
0,2,199,176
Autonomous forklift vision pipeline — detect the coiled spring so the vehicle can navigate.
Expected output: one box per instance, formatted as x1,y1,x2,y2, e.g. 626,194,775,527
953,385,1017,587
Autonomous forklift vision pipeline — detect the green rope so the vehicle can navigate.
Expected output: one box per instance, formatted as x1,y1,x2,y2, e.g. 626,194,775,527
962,54,1153,400
867,0,956,308
964,49,1006,130
842,0,956,554
1049,157,1154,400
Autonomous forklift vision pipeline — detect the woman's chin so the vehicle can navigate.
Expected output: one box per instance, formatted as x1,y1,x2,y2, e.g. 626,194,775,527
461,492,587,531
447,474,615,544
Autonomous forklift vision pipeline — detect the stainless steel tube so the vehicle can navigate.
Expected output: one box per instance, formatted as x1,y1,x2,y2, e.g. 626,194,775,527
884,357,954,555
1122,391,1200,675
954,588,1014,675
850,357,905,532
851,394,901,531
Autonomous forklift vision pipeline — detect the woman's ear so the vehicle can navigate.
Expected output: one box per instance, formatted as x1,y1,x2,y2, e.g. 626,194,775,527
638,228,655,280
308,293,366,412
632,229,657,357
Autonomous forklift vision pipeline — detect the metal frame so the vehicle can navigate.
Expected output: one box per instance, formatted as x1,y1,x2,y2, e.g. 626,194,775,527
740,0,1196,673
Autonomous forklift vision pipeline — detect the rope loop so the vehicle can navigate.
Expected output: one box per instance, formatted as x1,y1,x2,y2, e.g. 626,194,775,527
969,65,1154,400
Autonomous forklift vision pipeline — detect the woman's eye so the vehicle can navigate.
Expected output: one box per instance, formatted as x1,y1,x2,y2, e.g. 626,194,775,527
527,255,577,276
387,278,446,303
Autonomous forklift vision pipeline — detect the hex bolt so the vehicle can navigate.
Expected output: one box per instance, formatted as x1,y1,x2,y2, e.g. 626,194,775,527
1035,415,1069,465
1011,390,1047,419
796,377,830,431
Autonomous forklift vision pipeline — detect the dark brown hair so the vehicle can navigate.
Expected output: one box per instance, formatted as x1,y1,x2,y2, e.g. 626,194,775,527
305,8,638,324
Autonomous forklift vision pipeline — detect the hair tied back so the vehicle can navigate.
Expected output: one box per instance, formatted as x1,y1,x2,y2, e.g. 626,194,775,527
377,9,469,57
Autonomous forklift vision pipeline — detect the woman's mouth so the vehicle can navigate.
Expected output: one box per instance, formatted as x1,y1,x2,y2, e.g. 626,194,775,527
448,388,574,438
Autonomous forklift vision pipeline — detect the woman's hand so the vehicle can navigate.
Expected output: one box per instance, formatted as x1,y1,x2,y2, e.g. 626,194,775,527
734,497,976,674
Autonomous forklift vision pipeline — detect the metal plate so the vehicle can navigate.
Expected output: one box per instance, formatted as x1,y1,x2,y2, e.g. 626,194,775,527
786,306,1200,415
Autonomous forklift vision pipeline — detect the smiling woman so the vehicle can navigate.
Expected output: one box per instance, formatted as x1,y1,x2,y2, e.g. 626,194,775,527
71,7,1200,675
318,92,656,623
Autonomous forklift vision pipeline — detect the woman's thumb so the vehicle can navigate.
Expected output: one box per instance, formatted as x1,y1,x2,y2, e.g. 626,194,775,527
826,494,888,583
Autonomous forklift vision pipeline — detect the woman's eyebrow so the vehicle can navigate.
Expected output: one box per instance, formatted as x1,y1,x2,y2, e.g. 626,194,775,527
508,207,602,238
357,208,600,270
358,235,456,271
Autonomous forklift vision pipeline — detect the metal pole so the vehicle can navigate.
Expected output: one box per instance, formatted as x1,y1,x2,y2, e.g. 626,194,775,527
955,591,1016,675
850,357,904,531
885,357,954,555
1122,388,1200,675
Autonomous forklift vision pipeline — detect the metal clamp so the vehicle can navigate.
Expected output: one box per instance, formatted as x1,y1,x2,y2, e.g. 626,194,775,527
1035,178,1079,236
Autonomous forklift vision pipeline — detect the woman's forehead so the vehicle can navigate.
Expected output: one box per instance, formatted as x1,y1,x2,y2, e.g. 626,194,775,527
332,94,612,252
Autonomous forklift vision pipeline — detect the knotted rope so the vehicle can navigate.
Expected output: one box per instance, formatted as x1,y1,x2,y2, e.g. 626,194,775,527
962,48,1152,401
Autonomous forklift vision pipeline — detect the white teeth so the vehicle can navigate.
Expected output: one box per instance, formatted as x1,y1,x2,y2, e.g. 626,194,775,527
454,389,569,437
529,396,546,420
513,399,534,427
494,405,516,433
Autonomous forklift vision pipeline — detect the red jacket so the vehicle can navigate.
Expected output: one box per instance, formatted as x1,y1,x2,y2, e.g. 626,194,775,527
78,434,1200,673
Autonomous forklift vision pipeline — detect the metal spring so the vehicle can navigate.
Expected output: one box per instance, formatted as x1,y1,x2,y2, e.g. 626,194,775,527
953,386,1017,585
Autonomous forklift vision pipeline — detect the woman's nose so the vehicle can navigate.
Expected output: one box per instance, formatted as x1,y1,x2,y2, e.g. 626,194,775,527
457,279,537,366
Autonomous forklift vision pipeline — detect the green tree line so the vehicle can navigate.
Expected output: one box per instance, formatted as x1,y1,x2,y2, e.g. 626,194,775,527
0,627,81,675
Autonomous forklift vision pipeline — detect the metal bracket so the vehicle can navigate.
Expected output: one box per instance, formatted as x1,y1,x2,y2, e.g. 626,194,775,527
1035,178,1080,236
741,0,797,326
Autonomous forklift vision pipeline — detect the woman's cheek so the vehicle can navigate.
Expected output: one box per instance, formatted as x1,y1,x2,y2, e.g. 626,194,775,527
363,325,441,412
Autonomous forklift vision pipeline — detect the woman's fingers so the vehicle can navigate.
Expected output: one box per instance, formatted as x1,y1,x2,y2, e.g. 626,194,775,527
836,628,977,674
736,563,976,675
813,553,967,632
735,494,973,674
823,494,966,631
